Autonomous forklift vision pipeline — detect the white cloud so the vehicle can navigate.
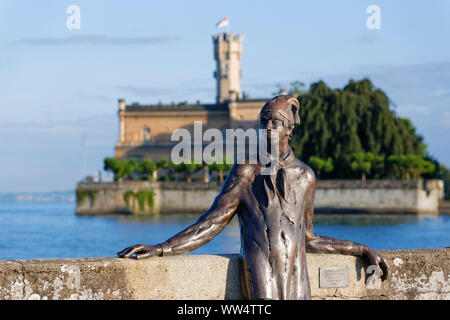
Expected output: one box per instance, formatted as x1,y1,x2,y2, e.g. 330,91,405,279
13,34,181,46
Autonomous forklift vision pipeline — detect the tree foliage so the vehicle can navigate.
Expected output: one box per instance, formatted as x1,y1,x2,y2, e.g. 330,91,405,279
136,159,157,181
307,156,334,178
171,159,204,182
387,155,435,180
208,157,233,183
350,152,374,181
290,79,434,179
156,157,169,169
104,158,137,181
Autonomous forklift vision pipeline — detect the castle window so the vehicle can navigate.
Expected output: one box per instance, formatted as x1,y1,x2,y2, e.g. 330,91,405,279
143,127,152,143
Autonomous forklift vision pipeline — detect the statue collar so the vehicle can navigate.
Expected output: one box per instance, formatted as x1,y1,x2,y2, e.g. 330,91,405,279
279,148,295,167
261,147,295,175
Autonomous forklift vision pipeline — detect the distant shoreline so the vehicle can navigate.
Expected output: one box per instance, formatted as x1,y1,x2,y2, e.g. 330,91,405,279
0,191,75,203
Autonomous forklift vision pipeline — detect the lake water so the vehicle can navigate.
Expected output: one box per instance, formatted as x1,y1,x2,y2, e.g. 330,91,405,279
0,202,449,260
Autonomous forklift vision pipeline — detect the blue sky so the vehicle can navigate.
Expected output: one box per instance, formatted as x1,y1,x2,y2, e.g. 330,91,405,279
0,0,449,192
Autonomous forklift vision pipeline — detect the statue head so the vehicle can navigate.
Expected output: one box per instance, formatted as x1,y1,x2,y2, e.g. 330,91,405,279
259,95,300,143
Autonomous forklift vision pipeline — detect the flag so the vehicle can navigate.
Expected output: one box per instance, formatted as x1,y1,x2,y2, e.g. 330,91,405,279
216,17,229,28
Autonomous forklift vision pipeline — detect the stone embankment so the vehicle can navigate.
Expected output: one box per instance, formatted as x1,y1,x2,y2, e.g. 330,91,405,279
76,179,444,215
0,249,448,300
439,200,450,215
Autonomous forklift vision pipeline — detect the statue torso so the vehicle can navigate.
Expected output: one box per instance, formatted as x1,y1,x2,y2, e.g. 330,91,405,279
231,153,315,299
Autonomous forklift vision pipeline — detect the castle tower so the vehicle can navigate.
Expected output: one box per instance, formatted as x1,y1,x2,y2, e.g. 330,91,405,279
213,33,243,103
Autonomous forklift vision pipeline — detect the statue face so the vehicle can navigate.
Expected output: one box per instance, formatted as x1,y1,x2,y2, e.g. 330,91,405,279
260,111,293,145
258,96,299,156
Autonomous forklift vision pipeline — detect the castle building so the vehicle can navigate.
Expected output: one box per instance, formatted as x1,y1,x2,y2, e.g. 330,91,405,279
114,33,268,161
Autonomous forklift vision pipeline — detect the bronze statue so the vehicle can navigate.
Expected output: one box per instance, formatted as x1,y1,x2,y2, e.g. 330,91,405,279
118,95,389,300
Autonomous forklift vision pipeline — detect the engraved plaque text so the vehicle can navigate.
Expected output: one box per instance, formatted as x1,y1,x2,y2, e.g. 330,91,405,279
319,266,348,288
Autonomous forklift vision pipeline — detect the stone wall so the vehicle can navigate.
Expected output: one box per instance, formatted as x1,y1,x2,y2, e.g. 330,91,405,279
76,179,444,215
0,249,448,300
314,179,444,214
440,200,450,215
76,181,220,215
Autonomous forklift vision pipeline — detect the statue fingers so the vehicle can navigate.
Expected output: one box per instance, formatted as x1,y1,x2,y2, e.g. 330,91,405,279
369,253,389,280
117,247,132,258
379,258,389,280
136,251,154,260
117,244,146,258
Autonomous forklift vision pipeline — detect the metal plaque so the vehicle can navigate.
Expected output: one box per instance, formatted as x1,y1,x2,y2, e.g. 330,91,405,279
319,266,348,288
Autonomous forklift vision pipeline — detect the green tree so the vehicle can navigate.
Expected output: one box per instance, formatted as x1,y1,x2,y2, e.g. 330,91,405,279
350,152,374,181
154,157,170,181
122,159,138,181
208,157,233,184
137,159,157,181
104,158,138,181
103,157,117,179
370,155,386,179
307,156,334,178
172,159,203,182
387,155,436,180
157,157,169,169
387,155,406,179
289,79,429,178
404,155,435,180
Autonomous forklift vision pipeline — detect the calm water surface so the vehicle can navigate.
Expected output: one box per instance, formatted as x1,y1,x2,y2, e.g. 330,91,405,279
0,202,449,260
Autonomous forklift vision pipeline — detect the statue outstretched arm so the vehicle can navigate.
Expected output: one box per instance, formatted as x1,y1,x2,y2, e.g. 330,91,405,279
303,177,389,279
118,165,243,259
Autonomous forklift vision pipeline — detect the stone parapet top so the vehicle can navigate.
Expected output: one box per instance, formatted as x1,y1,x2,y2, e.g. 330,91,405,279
0,249,448,300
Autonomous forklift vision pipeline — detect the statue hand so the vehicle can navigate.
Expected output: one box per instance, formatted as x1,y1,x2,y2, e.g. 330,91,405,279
364,247,389,280
117,244,162,260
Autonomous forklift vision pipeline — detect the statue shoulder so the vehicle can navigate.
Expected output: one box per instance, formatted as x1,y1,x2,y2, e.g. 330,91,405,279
292,158,316,186
220,163,255,193
231,163,257,180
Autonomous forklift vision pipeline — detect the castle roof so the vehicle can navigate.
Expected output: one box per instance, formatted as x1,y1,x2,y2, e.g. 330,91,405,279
125,102,229,113
124,98,269,114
